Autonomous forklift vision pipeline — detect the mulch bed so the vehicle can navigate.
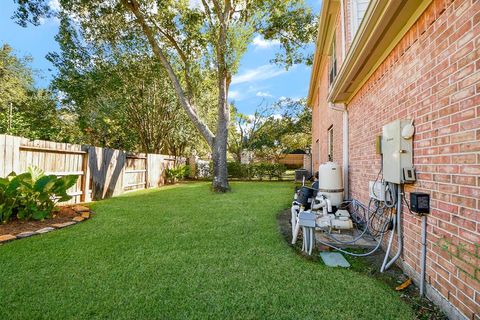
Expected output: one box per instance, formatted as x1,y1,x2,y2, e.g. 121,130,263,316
0,205,93,242
0,207,76,236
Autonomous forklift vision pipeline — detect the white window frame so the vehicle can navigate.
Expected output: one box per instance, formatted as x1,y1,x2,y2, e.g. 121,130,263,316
328,36,337,87
350,0,370,38
327,126,334,161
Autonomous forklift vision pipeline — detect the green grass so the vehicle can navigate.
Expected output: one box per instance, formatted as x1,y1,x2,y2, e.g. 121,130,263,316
0,182,414,319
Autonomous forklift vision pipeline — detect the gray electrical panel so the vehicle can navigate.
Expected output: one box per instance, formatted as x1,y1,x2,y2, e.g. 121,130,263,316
381,120,414,184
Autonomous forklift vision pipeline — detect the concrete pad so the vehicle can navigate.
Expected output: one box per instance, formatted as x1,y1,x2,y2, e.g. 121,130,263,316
315,229,378,249
320,252,351,268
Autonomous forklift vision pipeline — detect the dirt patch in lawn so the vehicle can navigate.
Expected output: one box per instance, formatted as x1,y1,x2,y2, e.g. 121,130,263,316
277,208,447,320
0,206,89,237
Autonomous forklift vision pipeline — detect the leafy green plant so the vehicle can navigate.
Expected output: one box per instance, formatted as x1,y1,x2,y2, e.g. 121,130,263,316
272,163,287,180
254,163,268,180
0,167,78,223
0,173,22,223
225,162,287,180
227,162,251,179
165,165,188,184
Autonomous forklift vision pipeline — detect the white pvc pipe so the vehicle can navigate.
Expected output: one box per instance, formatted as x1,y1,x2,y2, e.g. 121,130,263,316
292,217,301,244
342,109,349,199
327,103,349,200
302,227,306,251
382,184,404,272
381,210,397,272
291,204,299,237
326,198,333,213
309,227,314,255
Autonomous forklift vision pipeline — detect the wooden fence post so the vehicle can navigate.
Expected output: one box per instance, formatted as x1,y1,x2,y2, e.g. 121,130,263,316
80,150,89,203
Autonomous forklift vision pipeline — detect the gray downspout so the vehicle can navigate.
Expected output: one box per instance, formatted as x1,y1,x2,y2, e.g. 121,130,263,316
420,215,427,296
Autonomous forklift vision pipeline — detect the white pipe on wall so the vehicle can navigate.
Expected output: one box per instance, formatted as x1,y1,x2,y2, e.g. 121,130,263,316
327,102,349,199
342,109,349,199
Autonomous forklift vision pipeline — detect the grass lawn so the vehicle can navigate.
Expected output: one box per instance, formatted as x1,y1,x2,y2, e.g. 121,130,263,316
0,182,414,319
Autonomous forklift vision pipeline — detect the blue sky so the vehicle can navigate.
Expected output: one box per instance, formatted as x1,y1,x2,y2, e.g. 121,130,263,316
0,0,321,115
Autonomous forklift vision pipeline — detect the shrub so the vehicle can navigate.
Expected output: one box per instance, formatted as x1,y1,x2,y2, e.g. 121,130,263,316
227,162,252,179
0,167,78,223
227,161,243,178
193,160,211,179
264,163,287,180
255,163,269,180
226,162,286,180
165,165,188,184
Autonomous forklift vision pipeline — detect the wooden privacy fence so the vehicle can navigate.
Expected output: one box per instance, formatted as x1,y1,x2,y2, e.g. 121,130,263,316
277,154,307,168
0,134,183,204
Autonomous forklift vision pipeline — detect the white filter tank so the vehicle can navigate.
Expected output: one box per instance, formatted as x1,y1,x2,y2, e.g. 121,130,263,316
318,161,344,206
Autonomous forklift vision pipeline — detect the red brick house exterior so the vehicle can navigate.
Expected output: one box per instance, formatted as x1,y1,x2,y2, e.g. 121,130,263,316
307,0,479,318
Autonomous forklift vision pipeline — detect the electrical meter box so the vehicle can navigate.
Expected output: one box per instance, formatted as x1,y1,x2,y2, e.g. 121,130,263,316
381,120,414,184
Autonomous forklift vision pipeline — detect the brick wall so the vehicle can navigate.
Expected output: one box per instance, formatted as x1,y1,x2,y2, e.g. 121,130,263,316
348,0,480,317
312,0,480,318
311,66,344,173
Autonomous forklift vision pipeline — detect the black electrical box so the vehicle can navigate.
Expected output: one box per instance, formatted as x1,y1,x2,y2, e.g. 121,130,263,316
410,192,430,215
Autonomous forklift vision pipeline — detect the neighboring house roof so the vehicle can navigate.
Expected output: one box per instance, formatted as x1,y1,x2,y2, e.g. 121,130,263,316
307,0,433,107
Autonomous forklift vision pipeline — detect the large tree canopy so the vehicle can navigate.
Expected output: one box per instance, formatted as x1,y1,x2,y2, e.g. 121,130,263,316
47,16,204,155
0,43,80,142
14,0,317,191
230,98,311,162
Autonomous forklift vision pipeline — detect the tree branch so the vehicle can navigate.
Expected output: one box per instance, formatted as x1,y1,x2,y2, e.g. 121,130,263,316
122,0,215,147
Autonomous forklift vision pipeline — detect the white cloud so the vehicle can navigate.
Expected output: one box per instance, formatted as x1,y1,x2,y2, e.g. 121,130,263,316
256,91,273,98
231,64,287,85
252,35,280,49
229,90,241,100
188,0,204,10
34,0,60,25
48,0,61,11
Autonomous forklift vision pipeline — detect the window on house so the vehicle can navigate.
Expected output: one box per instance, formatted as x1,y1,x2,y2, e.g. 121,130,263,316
351,0,370,37
327,126,334,161
328,37,337,86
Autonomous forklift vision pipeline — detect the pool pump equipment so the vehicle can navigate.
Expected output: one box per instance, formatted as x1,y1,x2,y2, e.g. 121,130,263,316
291,161,353,254
291,120,427,282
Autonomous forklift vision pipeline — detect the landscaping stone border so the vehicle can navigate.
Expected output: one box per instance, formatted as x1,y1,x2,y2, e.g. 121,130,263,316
0,205,94,245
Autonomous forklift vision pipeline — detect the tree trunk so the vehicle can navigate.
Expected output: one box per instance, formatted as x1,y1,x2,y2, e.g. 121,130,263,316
212,63,230,192
211,7,231,193
124,0,231,192
211,98,230,192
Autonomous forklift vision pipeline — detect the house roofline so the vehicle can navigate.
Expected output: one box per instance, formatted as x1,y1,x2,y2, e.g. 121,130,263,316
329,0,433,103
308,0,433,107
306,0,340,108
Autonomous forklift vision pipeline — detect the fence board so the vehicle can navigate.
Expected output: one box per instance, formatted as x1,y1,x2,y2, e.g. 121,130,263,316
278,154,306,168
4,135,14,175
0,134,182,204
0,135,5,177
